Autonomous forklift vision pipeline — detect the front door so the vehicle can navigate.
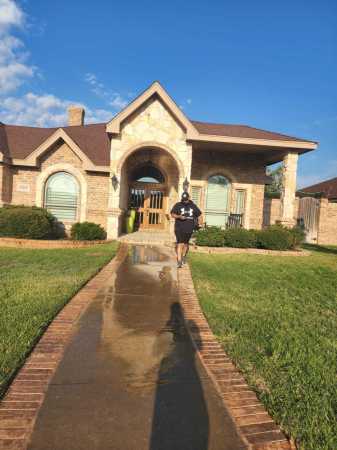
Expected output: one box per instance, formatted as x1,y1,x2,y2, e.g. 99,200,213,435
129,183,167,230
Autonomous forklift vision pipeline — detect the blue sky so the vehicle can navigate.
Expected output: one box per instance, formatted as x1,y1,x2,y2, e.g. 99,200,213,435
0,0,336,187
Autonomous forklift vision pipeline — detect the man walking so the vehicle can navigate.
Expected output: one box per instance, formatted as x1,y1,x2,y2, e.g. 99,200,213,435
171,192,202,268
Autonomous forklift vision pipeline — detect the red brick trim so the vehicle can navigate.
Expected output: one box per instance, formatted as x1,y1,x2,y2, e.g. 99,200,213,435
190,245,309,257
178,264,296,450
0,243,128,450
0,237,113,249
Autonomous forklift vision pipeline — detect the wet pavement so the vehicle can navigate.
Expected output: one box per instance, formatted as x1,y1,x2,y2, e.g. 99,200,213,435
28,245,245,450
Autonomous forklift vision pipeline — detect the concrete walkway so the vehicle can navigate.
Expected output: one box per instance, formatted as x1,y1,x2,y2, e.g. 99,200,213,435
27,245,245,450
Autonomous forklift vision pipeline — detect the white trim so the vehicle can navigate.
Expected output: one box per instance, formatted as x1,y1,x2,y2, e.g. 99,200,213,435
35,163,87,222
106,81,199,139
232,183,252,229
15,128,109,172
190,133,317,150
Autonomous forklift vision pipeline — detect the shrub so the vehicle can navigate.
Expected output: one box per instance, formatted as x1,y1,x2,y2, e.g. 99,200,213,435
257,225,293,251
288,225,306,248
194,226,225,247
0,205,59,239
70,222,106,241
223,228,257,248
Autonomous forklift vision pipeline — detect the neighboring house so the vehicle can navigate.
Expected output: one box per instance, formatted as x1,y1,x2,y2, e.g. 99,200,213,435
299,177,337,202
0,81,317,239
297,177,337,245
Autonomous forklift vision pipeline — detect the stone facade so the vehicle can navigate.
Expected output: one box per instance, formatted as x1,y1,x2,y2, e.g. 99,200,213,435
107,97,191,238
280,152,298,226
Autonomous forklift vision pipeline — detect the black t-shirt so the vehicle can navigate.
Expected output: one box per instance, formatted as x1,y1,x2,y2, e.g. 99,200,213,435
171,201,202,233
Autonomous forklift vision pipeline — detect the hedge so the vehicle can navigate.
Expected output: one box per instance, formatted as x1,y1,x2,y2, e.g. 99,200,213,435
223,228,258,248
194,224,305,251
0,205,61,239
70,222,107,241
194,226,225,247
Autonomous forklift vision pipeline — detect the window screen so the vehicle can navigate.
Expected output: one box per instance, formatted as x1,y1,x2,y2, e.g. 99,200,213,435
234,189,246,214
191,185,202,207
44,172,79,221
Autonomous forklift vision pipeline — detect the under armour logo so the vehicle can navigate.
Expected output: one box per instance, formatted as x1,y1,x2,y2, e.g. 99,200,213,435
181,207,193,217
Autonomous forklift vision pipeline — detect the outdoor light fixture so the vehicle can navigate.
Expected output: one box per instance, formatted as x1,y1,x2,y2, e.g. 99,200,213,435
111,173,119,190
183,177,189,192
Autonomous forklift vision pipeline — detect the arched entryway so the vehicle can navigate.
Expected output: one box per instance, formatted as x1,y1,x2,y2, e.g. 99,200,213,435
129,163,167,229
119,146,181,232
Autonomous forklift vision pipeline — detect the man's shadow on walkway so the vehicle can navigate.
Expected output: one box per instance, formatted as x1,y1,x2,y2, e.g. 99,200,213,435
149,302,209,450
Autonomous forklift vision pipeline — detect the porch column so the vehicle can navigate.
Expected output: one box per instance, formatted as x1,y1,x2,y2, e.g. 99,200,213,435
107,140,124,239
280,152,298,226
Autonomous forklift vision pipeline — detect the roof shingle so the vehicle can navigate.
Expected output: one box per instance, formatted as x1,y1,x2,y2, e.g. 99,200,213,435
0,119,315,168
191,120,314,143
299,177,337,200
0,123,110,166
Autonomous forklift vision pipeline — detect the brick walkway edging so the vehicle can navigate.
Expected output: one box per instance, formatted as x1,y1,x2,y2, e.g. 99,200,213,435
190,245,310,257
0,243,128,450
0,237,113,249
178,264,296,450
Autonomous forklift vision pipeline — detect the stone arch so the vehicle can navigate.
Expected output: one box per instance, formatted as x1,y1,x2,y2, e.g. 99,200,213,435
116,141,185,179
35,163,87,222
117,143,182,232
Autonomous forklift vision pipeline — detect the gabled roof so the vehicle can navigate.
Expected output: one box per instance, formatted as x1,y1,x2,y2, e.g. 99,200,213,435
0,81,318,168
299,176,337,200
106,81,199,138
0,123,110,167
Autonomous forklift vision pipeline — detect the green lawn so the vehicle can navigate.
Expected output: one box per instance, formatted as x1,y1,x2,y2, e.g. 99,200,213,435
0,242,118,397
189,245,337,450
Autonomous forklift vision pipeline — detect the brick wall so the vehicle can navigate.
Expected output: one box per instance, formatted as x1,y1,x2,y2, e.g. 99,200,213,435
0,163,12,204
86,172,110,228
263,197,299,227
191,150,268,230
317,199,337,245
1,141,110,230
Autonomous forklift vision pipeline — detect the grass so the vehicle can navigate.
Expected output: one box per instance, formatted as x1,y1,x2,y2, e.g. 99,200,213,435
189,245,337,450
0,242,118,397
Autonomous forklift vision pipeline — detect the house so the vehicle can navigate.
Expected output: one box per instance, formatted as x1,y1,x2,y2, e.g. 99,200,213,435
299,176,337,202
0,82,317,239
296,177,337,245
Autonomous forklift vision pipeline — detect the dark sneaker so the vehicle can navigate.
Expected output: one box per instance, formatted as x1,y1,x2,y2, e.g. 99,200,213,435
182,255,187,265
177,260,183,269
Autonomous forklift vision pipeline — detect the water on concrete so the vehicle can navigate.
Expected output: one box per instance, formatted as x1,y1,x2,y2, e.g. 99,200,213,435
28,245,245,450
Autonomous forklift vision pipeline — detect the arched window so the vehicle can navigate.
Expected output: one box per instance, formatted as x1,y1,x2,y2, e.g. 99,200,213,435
131,164,165,184
44,172,79,221
205,174,231,226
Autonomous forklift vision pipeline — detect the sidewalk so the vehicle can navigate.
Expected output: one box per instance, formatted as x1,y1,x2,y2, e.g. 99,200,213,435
26,245,245,450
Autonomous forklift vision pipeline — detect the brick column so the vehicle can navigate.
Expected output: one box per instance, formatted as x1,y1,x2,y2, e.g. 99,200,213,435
0,162,11,206
280,152,298,227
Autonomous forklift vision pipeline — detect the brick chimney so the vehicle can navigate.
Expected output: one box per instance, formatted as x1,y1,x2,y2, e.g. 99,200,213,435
68,106,85,126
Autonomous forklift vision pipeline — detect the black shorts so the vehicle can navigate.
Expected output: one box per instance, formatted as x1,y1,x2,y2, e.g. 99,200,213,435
175,230,193,244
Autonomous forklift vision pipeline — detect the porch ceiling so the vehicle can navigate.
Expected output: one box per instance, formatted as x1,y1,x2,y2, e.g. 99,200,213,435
191,140,314,165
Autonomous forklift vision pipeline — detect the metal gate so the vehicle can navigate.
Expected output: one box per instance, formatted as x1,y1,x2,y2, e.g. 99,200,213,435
298,197,320,243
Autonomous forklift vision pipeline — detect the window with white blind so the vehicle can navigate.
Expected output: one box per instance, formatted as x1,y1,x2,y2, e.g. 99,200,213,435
234,189,246,215
191,185,202,207
44,172,79,221
205,175,231,227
